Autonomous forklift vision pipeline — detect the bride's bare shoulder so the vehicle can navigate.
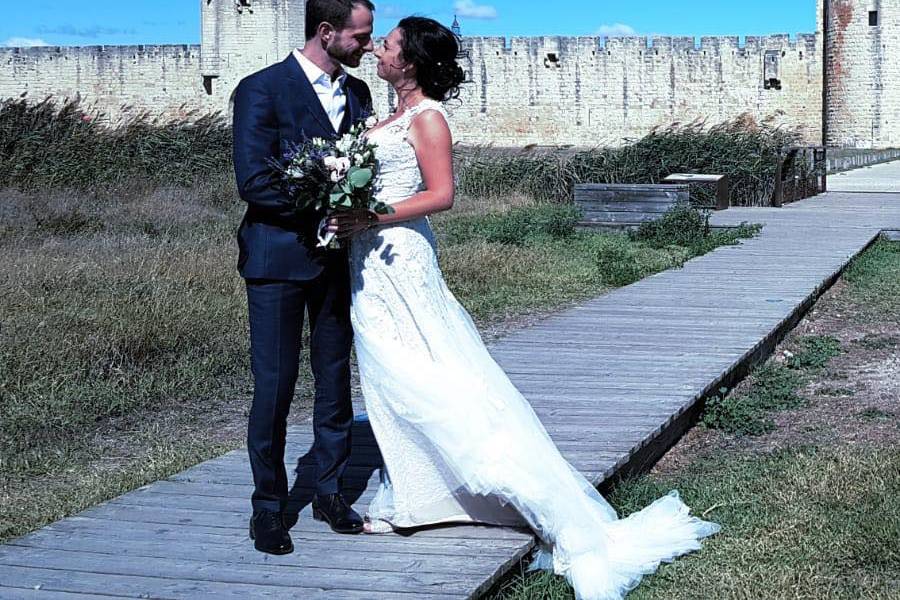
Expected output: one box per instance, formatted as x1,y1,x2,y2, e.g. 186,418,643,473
408,106,451,147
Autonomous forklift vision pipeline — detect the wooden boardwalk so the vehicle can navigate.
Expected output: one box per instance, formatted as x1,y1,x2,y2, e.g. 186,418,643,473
2,162,899,599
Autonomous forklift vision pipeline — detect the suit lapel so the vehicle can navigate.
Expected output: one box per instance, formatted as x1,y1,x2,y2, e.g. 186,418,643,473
339,81,360,135
282,55,337,137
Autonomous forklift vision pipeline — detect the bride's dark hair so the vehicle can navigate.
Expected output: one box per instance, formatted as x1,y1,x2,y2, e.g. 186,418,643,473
397,16,466,102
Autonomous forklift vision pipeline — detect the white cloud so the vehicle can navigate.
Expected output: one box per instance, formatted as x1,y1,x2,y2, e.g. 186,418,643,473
378,3,408,19
4,37,50,47
594,23,637,37
454,0,498,20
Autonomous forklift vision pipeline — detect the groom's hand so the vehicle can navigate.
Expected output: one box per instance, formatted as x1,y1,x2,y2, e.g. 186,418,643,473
327,210,377,239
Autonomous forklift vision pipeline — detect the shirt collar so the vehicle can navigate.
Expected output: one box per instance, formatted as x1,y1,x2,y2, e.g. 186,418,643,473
293,49,346,88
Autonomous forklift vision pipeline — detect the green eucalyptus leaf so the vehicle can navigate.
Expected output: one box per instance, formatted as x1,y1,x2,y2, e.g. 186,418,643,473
349,168,373,189
329,191,346,207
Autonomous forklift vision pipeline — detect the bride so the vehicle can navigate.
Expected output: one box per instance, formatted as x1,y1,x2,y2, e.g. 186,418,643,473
328,16,720,600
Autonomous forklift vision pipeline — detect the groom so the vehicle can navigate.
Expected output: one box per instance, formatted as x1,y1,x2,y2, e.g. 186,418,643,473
232,0,377,555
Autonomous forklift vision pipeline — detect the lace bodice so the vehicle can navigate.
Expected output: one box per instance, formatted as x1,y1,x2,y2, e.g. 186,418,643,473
365,98,449,205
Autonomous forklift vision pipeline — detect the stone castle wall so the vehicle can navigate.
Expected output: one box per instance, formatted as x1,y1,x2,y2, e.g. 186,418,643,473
1,44,207,120
354,34,823,146
824,0,900,148
0,33,825,146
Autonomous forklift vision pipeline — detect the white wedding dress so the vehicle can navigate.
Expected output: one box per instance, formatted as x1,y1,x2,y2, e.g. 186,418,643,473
349,99,720,600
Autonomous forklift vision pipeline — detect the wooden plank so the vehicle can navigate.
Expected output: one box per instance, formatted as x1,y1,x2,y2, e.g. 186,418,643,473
0,564,461,599
70,505,533,542
579,211,675,224
0,590,112,600
0,547,484,596
13,528,522,561
574,183,689,194
4,533,513,576
580,201,680,212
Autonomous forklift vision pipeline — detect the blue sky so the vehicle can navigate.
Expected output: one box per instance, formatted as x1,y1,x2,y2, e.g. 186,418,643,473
4,1,817,47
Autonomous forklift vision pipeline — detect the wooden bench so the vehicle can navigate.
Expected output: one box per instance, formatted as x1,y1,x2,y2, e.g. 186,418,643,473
661,173,730,210
574,183,690,229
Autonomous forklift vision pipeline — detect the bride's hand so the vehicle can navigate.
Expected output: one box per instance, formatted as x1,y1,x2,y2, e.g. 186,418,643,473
328,210,378,239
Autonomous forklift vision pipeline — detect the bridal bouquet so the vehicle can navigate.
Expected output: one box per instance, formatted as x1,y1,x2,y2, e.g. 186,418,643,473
271,117,393,248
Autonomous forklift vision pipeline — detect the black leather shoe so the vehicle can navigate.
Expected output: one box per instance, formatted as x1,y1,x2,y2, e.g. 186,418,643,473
249,509,294,555
282,511,299,531
312,493,364,534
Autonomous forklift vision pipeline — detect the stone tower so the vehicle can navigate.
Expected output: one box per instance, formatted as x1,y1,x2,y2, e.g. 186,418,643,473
201,0,306,106
822,0,900,148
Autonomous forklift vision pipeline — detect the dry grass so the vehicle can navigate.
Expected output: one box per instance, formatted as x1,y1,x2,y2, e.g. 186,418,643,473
0,178,757,543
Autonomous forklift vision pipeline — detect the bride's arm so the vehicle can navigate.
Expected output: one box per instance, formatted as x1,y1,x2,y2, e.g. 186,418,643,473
328,108,454,236
373,109,455,225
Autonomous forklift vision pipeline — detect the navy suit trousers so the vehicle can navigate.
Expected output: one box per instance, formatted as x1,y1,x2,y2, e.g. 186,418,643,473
245,254,353,512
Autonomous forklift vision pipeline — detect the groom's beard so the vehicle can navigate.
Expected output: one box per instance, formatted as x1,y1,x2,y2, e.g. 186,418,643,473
328,44,365,69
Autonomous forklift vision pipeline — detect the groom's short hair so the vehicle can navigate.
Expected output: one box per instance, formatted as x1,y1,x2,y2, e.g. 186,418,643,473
305,0,376,40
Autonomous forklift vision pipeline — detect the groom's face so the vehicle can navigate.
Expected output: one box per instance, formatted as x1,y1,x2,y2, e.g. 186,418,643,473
327,5,374,68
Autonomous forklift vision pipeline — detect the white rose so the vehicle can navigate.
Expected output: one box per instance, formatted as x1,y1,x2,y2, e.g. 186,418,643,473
336,135,354,154
365,115,378,128
323,156,340,171
325,156,351,182
353,152,364,164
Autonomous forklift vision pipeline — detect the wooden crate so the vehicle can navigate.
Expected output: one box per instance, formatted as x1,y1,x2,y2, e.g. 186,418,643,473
574,183,690,228
661,173,730,210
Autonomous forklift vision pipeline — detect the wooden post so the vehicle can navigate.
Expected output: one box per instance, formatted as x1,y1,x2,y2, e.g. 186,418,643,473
814,146,827,193
772,157,784,208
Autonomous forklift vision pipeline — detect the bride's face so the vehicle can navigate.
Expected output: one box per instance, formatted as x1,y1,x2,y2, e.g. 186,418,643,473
374,28,413,84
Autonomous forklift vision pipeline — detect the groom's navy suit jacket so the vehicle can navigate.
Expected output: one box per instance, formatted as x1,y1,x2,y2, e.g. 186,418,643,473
232,55,373,281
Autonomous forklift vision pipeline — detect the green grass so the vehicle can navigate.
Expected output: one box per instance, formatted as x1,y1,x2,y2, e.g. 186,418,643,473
491,446,900,600
843,239,900,315
701,335,841,436
858,408,895,422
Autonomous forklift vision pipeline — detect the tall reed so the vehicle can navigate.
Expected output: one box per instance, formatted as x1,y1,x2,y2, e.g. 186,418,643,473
455,116,801,207
1,98,798,206
0,97,232,190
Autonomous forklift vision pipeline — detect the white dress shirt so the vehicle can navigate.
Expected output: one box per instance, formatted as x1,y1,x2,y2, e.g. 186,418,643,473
293,49,347,133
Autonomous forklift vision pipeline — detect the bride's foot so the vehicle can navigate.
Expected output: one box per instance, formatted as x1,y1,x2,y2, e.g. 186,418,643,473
363,517,395,535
